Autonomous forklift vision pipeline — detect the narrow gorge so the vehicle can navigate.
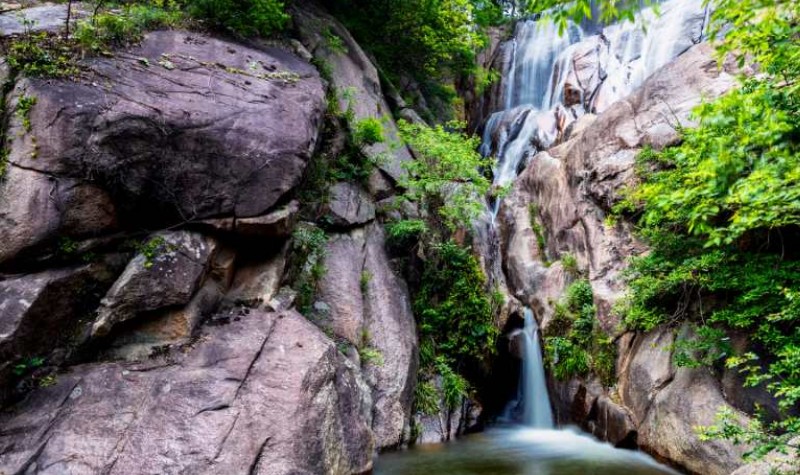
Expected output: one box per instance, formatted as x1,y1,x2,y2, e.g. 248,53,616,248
0,0,797,474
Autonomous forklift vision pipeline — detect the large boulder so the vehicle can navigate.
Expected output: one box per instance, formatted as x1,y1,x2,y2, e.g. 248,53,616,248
317,223,418,449
0,310,374,475
1,30,324,265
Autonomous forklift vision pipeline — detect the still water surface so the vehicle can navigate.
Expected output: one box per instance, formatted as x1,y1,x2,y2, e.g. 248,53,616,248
374,426,680,475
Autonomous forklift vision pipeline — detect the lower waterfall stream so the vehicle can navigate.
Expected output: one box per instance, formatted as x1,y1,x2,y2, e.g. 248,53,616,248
374,311,679,474
374,308,679,475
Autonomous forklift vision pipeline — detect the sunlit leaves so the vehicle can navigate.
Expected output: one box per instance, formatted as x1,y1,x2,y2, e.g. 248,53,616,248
398,120,493,231
618,1,800,467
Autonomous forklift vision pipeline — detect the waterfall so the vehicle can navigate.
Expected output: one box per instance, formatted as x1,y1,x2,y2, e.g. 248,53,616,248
504,20,585,110
521,308,554,428
481,0,710,197
478,0,710,429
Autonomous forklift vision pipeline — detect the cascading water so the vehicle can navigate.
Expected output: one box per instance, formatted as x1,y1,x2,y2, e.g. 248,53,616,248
520,308,554,428
481,0,710,202
478,0,712,422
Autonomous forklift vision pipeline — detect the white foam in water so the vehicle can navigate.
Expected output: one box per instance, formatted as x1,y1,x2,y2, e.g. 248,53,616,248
375,427,682,474
482,0,711,197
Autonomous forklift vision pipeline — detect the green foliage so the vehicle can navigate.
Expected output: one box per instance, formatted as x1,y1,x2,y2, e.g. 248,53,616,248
385,219,427,250
673,325,732,369
6,31,80,78
58,236,80,257
560,252,579,276
12,356,45,376
328,0,487,82
16,95,37,132
544,279,616,386
352,117,384,147
0,149,8,180
545,336,590,379
135,236,169,268
415,241,498,364
323,27,348,54
528,204,548,261
288,224,327,315
399,121,492,231
414,380,440,415
616,1,800,467
6,2,183,79
525,0,655,33
473,65,500,95
698,406,799,470
74,4,183,52
38,374,58,387
395,120,496,417
187,0,288,36
359,271,371,294
437,356,469,410
359,346,384,366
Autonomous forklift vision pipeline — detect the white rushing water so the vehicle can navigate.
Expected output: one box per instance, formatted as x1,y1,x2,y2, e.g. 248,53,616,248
479,0,710,427
521,308,554,428
481,0,710,197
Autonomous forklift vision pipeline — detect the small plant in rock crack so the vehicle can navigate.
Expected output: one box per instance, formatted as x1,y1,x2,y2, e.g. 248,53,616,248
289,224,328,315
134,236,172,268
13,356,45,376
16,95,37,132
360,271,372,294
323,26,348,55
38,374,58,387
560,252,579,277
359,346,384,366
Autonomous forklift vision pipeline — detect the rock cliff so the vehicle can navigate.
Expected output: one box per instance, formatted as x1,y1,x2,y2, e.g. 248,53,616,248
0,3,421,473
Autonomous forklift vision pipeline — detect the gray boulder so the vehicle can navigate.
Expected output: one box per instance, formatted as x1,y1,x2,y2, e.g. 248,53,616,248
0,4,87,36
0,310,374,474
0,259,124,397
325,182,376,227
1,30,324,264
92,231,216,338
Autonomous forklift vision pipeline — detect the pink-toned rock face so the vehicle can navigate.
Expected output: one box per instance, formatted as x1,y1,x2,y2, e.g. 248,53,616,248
0,310,375,475
317,224,418,449
0,30,325,265
292,3,413,182
499,43,736,332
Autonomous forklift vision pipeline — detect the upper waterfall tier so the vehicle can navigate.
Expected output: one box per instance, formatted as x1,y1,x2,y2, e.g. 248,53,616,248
482,0,711,188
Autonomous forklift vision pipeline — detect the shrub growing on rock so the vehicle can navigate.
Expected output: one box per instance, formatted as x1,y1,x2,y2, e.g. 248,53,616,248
186,0,288,36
